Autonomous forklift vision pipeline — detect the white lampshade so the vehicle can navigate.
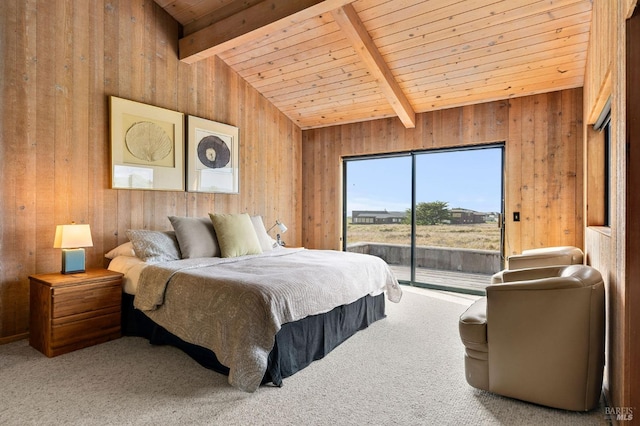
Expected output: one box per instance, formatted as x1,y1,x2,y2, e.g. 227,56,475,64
267,219,288,234
53,223,93,249
275,220,288,234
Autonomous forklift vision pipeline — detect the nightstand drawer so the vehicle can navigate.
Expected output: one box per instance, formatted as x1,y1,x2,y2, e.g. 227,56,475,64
52,280,121,318
51,310,121,349
52,304,121,326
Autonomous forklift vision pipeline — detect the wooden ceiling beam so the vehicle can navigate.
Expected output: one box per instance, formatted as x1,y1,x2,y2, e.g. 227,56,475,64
179,0,354,64
331,4,416,128
182,0,265,36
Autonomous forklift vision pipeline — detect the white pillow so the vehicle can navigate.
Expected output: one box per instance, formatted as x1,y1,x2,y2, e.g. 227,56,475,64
250,216,277,252
105,242,136,259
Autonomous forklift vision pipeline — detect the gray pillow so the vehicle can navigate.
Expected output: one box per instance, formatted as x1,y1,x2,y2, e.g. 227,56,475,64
169,216,221,258
125,229,181,263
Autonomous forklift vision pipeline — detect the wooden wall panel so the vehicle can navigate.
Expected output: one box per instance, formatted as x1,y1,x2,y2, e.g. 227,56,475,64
0,0,302,342
505,97,524,254
625,6,640,415
302,90,583,254
584,0,614,122
583,0,638,414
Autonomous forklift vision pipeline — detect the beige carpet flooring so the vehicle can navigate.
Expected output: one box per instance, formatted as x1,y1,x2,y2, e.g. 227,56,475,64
0,288,609,425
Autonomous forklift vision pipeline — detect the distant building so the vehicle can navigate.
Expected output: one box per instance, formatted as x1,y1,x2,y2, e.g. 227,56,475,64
449,208,487,224
485,212,500,222
352,210,406,225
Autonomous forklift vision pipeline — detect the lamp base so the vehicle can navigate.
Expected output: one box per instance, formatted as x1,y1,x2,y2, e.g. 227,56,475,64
61,248,86,274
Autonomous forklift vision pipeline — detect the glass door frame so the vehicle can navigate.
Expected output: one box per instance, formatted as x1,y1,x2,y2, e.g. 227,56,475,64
342,143,505,296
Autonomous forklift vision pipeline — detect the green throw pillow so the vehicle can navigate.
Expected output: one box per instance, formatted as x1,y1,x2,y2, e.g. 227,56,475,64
209,213,263,258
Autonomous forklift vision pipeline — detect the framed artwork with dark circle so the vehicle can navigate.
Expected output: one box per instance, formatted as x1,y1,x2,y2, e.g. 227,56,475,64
186,115,239,194
109,96,185,191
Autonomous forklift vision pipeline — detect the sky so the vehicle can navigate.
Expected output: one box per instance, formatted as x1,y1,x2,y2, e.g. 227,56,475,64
345,147,503,216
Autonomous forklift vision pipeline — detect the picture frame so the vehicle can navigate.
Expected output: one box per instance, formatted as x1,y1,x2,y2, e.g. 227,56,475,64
186,115,239,194
109,96,184,191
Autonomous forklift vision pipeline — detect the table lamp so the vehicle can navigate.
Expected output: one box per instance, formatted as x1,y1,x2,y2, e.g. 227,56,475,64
267,219,288,246
53,223,93,274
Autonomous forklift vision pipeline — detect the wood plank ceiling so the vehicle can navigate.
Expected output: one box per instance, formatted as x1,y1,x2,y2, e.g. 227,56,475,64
155,0,592,129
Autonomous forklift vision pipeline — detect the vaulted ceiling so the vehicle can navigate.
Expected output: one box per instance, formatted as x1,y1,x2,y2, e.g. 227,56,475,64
155,0,592,129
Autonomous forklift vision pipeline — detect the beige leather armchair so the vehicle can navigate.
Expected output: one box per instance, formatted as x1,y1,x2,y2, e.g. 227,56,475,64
506,246,583,270
459,264,605,411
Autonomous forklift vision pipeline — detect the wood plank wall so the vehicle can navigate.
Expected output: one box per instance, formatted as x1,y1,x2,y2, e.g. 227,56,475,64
583,0,639,414
625,6,640,415
583,0,618,411
0,0,302,342
301,89,584,258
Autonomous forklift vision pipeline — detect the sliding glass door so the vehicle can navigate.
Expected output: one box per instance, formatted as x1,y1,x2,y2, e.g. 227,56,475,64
343,145,504,295
343,155,413,281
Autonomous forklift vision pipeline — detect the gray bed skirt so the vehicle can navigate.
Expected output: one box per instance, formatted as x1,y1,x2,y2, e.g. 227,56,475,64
121,292,386,387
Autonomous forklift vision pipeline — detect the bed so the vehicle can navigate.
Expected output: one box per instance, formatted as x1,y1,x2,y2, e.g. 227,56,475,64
107,214,402,392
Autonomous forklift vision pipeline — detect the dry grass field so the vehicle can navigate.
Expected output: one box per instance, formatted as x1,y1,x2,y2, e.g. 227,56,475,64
346,222,501,251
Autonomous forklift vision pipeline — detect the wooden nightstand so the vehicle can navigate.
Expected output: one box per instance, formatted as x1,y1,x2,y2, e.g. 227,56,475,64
29,269,124,357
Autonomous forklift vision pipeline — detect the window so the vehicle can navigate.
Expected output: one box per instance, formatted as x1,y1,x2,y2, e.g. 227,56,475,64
343,145,504,295
592,97,612,227
603,116,611,226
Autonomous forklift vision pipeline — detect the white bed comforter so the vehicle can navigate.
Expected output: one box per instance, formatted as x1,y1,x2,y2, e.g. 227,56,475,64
133,248,402,392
